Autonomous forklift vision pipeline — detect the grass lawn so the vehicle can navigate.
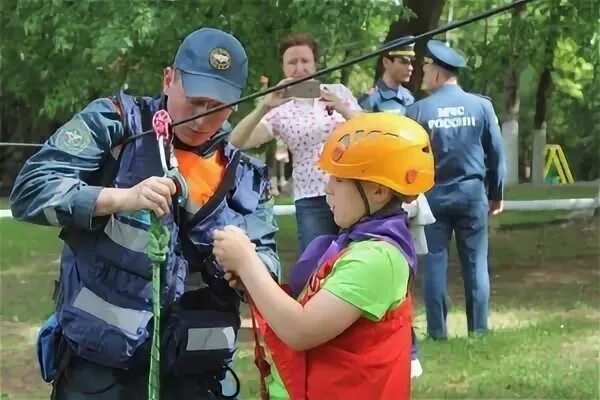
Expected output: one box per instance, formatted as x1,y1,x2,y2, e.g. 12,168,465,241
1,183,599,399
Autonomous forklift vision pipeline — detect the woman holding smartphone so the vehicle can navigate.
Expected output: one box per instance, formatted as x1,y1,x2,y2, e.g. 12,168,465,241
230,32,363,254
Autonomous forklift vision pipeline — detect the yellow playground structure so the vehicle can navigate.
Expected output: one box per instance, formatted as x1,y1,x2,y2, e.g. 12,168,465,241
544,144,574,184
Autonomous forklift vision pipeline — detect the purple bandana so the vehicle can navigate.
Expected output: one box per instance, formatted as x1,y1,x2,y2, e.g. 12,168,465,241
288,204,417,298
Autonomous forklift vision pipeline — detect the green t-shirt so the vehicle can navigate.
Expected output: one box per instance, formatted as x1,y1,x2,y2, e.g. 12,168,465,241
267,240,411,399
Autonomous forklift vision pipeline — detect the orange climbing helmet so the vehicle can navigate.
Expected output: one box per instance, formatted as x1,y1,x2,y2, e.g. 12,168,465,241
318,112,435,195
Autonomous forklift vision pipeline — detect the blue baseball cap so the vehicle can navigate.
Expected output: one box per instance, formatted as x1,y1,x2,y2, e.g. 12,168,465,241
174,28,248,104
425,40,466,71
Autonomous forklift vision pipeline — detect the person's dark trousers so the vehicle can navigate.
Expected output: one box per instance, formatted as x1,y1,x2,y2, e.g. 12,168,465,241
53,356,240,400
422,199,490,340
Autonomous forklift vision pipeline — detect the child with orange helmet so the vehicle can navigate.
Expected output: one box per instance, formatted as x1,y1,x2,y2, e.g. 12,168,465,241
213,113,435,399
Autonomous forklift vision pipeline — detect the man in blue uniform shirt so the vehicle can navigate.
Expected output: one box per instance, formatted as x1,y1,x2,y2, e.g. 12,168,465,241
11,28,280,399
358,36,415,114
406,40,506,340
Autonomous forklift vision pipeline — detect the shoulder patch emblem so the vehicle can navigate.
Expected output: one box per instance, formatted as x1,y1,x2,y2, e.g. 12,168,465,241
54,117,93,155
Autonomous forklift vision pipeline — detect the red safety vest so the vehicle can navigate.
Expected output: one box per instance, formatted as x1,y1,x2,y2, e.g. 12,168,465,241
250,247,412,400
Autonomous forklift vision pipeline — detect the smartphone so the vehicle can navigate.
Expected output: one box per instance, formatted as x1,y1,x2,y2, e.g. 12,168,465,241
284,79,321,98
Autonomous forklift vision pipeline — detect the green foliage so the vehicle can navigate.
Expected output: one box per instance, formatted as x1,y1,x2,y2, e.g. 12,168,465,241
1,0,397,121
439,0,599,180
1,0,598,178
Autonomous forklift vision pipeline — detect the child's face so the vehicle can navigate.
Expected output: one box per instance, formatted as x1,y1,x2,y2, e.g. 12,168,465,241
325,176,393,229
325,176,362,228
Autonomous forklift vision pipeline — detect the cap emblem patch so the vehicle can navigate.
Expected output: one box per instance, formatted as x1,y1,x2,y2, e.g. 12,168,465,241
209,48,231,70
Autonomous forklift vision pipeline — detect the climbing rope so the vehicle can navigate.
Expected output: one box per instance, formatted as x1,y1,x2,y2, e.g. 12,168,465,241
145,107,180,400
147,213,171,400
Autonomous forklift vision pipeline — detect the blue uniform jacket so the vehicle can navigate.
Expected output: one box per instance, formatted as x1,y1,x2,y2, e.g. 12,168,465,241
9,97,279,273
358,78,415,114
406,84,506,203
10,96,281,375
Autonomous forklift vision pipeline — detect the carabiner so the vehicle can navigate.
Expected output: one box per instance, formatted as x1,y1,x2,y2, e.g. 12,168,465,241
152,110,189,206
157,135,170,175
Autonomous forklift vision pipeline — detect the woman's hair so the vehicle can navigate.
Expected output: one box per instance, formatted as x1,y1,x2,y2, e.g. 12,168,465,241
278,32,320,62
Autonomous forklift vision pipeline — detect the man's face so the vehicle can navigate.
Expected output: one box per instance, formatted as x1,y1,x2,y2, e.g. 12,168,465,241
383,56,414,84
162,68,233,147
421,61,439,92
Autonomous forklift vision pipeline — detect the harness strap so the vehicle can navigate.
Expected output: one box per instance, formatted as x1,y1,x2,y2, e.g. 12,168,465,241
186,150,241,228
248,297,270,400
173,129,230,159
49,339,70,400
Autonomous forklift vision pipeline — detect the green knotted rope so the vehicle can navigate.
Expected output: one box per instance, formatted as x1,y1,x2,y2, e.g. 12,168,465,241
147,213,171,400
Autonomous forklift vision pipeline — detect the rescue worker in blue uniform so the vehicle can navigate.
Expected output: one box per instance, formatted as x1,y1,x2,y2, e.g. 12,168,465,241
10,28,280,399
358,36,415,114
406,40,506,340
359,36,424,377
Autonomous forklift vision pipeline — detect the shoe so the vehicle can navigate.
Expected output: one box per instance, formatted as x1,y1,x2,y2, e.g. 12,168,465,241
411,358,423,379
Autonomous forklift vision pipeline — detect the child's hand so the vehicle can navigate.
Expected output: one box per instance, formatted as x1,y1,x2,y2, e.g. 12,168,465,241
212,225,256,273
224,271,246,291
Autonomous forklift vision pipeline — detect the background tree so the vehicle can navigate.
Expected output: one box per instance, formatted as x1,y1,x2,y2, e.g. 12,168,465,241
1,0,598,194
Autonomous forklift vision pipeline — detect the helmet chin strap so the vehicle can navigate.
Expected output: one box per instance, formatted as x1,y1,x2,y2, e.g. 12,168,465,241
353,181,404,222
172,129,229,158
353,180,371,218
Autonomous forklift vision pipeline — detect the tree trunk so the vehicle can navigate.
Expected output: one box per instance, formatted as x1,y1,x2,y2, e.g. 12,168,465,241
531,122,547,183
502,2,527,186
340,49,353,86
531,4,560,183
532,67,552,184
374,0,447,97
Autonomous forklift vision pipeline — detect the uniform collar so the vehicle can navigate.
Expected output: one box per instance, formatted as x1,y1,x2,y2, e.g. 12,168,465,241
434,83,463,95
376,79,400,101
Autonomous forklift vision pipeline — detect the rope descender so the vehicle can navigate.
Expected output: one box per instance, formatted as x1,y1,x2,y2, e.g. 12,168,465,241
152,109,189,207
